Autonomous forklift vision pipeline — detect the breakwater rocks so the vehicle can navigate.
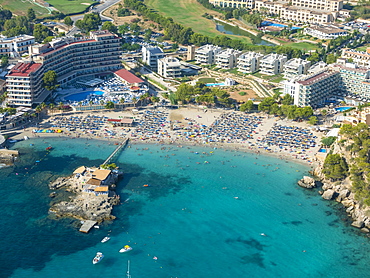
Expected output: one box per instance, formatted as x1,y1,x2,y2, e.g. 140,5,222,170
297,176,317,189
305,166,370,233
49,166,122,223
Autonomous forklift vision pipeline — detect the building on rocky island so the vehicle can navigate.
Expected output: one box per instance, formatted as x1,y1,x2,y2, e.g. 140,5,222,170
157,57,182,78
6,30,122,107
142,45,165,70
259,53,287,75
283,69,340,107
0,35,35,58
194,44,222,65
237,51,264,74
283,58,311,79
215,49,242,69
304,25,348,39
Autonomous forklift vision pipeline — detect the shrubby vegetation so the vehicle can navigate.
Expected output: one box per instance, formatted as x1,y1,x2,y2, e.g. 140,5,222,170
124,0,303,58
339,123,370,205
75,13,101,33
322,154,349,181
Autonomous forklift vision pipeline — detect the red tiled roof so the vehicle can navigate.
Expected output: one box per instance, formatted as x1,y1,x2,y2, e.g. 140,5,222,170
113,69,144,84
7,62,42,77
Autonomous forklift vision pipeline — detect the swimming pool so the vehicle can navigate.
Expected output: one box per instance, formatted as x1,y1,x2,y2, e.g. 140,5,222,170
262,21,301,30
318,148,327,153
205,83,225,87
335,106,352,112
64,91,105,102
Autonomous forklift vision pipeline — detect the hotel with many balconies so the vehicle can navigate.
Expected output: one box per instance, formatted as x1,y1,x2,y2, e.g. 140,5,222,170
237,51,264,74
283,58,311,79
210,0,343,23
6,30,122,107
195,44,222,65
215,49,242,69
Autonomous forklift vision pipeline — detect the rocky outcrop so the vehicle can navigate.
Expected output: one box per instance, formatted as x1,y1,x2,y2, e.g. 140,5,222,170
298,176,317,188
50,193,120,222
49,176,73,190
322,189,336,200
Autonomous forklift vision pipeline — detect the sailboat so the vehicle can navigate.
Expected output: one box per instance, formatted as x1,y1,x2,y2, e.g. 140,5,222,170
126,260,131,278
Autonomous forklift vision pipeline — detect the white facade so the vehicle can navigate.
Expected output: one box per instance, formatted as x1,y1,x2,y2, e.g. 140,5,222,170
341,48,370,67
0,35,35,57
254,0,342,23
308,61,327,74
209,0,254,9
142,46,165,70
157,57,182,78
260,53,287,75
215,49,242,69
304,25,348,39
237,51,264,74
283,58,310,79
195,44,222,65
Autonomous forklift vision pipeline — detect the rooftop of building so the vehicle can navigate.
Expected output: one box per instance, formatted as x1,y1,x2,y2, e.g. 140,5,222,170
285,58,310,67
143,45,163,54
238,51,264,59
7,62,42,77
306,25,347,34
261,53,287,62
297,70,337,85
113,69,144,84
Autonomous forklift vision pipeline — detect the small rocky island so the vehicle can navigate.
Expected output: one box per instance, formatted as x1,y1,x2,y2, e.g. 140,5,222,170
49,165,122,224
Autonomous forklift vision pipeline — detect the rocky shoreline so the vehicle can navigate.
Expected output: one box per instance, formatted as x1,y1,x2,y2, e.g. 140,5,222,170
298,167,370,234
48,167,122,224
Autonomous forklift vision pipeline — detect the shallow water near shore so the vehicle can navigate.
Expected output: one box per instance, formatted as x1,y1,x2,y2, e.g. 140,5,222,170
2,138,370,278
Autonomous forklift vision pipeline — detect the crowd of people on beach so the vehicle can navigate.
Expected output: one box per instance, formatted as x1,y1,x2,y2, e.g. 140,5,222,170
131,110,171,141
205,113,264,143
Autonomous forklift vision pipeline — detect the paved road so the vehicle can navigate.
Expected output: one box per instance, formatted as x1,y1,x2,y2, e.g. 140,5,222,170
70,0,121,23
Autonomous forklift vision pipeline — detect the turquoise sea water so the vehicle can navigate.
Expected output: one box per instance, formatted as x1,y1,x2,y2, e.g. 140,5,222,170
2,138,370,278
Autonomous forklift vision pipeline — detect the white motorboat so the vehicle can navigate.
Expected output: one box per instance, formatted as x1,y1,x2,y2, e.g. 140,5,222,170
92,252,104,264
101,236,110,243
119,245,133,253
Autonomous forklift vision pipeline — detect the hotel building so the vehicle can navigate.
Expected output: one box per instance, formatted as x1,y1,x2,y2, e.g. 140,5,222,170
6,30,122,107
0,35,35,57
210,0,343,23
283,69,340,107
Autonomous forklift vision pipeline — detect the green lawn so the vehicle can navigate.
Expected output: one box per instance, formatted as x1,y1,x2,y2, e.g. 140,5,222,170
198,77,216,83
145,0,252,44
356,44,370,52
283,42,318,51
1,0,51,16
46,0,97,14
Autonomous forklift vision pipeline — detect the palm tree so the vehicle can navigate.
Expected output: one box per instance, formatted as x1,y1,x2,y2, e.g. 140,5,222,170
132,97,137,108
119,97,125,111
139,94,146,107
48,103,55,115
35,105,42,120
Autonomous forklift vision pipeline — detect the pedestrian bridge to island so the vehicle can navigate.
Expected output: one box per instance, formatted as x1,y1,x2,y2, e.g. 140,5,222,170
102,138,129,165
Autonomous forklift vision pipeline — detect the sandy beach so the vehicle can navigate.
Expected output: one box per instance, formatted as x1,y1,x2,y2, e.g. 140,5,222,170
10,107,322,167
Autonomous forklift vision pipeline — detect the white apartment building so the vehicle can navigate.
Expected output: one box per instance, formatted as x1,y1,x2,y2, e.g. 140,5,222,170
142,46,165,70
6,31,121,107
209,0,254,9
0,35,35,57
260,53,287,75
341,48,370,67
254,0,343,23
304,25,348,39
195,44,222,65
308,61,327,74
215,49,242,69
283,58,311,79
157,57,182,78
237,51,264,74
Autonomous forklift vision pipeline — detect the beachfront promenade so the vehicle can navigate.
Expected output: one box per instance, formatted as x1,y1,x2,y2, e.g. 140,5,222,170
13,107,322,164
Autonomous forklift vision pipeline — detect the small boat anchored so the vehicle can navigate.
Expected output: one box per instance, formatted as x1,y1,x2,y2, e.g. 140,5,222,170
101,236,110,243
92,252,104,264
119,245,133,253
